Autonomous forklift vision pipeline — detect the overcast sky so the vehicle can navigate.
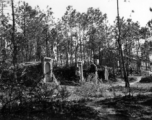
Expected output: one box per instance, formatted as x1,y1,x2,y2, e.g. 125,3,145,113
13,0,152,27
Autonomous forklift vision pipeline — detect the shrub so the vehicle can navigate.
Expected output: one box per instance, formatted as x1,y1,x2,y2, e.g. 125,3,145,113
140,76,152,83
53,66,79,83
74,82,106,98
128,77,136,82
149,87,152,92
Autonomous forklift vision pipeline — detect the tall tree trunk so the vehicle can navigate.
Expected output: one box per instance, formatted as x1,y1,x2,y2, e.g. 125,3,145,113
75,43,78,65
70,35,73,65
46,30,48,57
60,53,62,67
80,39,82,62
117,0,129,88
11,0,17,66
66,50,69,66
23,2,28,61
99,47,101,66
57,46,59,65
11,1,18,110
66,41,70,66
90,49,92,62
82,30,85,61
0,1,4,51
83,42,85,61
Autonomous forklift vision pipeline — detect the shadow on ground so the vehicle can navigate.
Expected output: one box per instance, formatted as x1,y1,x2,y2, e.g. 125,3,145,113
93,94,152,120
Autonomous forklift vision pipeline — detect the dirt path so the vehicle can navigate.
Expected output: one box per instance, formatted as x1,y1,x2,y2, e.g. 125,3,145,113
130,76,142,85
66,76,143,100
111,76,142,87
66,75,152,120
84,76,152,120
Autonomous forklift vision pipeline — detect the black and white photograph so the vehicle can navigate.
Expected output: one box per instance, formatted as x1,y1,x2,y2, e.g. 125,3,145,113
0,0,152,119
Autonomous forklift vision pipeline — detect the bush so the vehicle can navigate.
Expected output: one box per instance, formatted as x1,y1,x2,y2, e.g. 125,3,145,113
149,87,152,92
128,77,136,82
74,82,106,98
53,66,79,83
0,82,71,113
0,80,99,120
140,76,152,83
0,62,43,87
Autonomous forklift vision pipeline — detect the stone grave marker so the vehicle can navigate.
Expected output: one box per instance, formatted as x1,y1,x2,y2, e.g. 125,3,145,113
77,61,84,82
43,57,53,83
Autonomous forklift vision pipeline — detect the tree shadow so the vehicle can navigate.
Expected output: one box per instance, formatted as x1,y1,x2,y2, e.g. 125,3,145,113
94,94,152,120
0,100,100,120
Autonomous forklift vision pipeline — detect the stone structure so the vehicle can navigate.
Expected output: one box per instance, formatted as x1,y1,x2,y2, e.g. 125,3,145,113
43,57,53,83
77,61,84,83
104,66,109,81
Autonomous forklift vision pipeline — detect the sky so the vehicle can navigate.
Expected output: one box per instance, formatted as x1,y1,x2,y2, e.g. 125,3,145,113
11,0,152,27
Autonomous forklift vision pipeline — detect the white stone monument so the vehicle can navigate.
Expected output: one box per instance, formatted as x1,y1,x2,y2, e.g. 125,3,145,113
43,57,53,83
104,66,109,81
77,61,84,83
149,54,152,71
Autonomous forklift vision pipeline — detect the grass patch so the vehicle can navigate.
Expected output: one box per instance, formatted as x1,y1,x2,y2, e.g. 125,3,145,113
74,82,107,98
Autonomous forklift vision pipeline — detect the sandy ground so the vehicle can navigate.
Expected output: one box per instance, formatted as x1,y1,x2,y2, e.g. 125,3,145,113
0,75,151,120
65,76,152,120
